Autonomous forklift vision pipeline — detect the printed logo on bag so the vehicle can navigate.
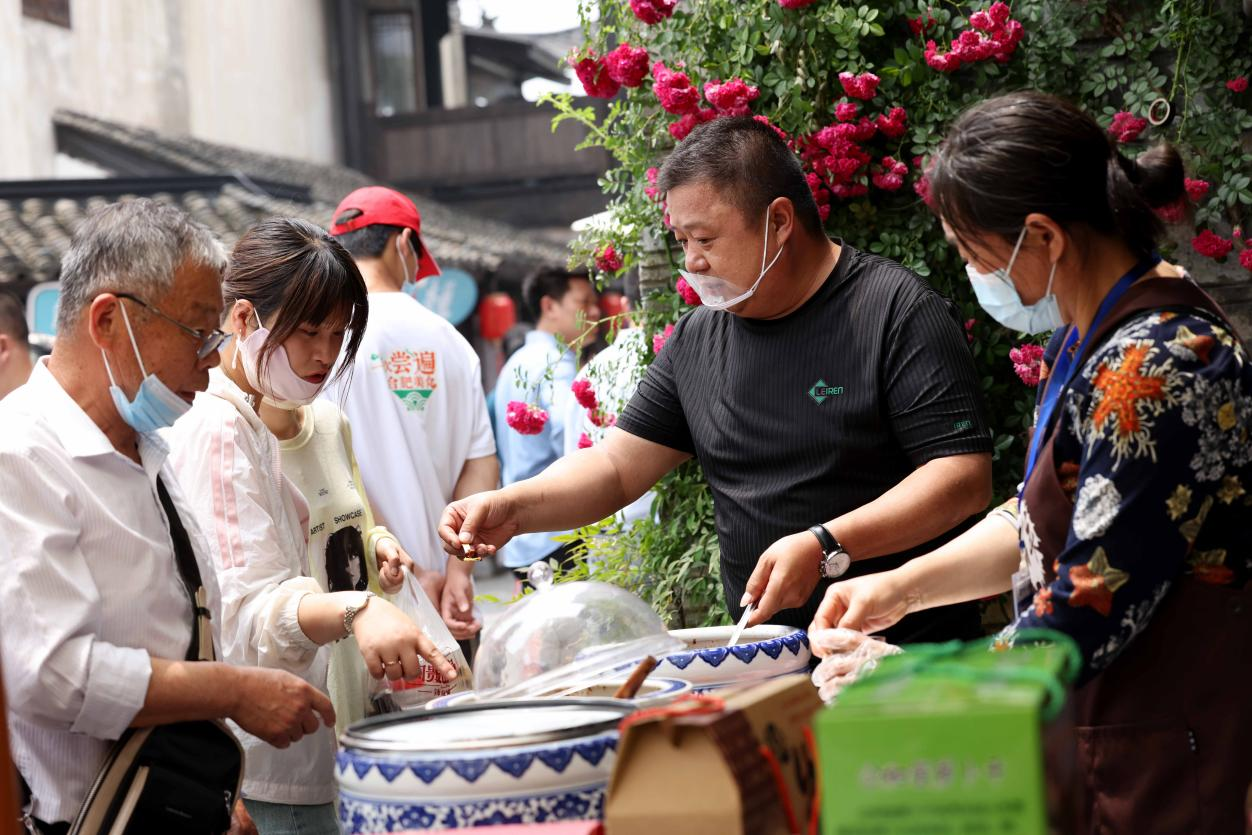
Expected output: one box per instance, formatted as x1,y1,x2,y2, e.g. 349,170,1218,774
808,379,844,405
374,349,438,412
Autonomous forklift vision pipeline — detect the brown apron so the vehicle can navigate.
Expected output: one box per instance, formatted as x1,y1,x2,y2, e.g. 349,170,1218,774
1021,278,1252,833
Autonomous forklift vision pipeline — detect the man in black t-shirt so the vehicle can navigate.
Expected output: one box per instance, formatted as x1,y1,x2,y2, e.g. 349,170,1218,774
439,117,994,641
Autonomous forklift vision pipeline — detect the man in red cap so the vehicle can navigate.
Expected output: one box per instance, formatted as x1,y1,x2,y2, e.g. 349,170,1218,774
325,187,498,646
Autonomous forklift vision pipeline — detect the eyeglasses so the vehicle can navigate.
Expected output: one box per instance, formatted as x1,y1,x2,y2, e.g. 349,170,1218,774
115,292,230,360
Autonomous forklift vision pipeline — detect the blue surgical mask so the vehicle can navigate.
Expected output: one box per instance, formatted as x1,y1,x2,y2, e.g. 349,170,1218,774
101,302,192,435
965,227,1063,335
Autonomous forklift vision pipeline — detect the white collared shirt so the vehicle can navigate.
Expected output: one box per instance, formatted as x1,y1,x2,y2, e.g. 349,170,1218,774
0,359,224,825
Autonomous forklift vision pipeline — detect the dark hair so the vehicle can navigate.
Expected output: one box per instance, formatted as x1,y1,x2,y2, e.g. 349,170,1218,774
223,217,368,386
330,210,422,261
522,267,591,319
0,291,28,344
658,116,824,238
325,527,368,592
930,91,1185,260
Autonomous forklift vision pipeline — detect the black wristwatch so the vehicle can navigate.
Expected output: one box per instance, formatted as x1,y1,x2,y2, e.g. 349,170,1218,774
809,524,851,579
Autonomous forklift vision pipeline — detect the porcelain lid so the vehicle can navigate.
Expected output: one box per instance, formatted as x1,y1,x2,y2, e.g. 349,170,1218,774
341,699,632,753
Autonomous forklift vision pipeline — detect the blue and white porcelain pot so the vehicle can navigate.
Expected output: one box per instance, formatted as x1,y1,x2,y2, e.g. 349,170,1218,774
337,699,633,833
656,625,811,690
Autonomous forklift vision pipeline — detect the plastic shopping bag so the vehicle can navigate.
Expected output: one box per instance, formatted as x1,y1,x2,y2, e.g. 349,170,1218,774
369,571,474,713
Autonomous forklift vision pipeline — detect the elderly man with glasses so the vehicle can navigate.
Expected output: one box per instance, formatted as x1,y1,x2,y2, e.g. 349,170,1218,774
0,199,332,835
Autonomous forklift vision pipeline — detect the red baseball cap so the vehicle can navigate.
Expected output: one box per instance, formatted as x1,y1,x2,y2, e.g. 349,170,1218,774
330,186,441,281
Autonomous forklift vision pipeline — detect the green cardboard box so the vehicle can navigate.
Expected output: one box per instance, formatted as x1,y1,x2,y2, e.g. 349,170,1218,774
813,641,1074,835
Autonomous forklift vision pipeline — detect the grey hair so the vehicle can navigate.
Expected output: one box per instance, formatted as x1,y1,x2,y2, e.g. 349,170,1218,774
57,198,227,331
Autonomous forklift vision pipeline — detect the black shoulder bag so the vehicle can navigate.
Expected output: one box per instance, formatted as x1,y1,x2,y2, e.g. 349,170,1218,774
62,477,244,835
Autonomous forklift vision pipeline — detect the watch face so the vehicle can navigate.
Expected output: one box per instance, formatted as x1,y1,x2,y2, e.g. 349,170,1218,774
823,551,851,579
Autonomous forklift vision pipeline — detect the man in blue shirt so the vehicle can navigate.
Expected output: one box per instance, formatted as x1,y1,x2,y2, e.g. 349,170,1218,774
493,268,599,583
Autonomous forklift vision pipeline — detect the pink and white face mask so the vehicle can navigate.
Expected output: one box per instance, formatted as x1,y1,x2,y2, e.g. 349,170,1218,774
234,309,325,409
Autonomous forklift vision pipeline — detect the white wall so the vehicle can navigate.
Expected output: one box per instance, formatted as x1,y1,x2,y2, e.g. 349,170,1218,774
0,0,338,181
180,0,339,166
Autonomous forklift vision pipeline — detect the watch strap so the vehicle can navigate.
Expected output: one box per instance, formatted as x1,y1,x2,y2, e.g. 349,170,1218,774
343,591,375,639
808,524,839,556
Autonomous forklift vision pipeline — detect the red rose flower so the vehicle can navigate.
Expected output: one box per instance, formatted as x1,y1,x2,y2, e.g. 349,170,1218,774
630,0,678,25
571,379,598,411
603,43,650,88
704,78,759,117
505,401,548,435
1191,229,1233,260
1226,76,1249,93
874,106,908,138
838,71,880,101
1184,178,1210,202
652,61,700,115
1010,343,1045,387
1108,111,1147,143
595,245,623,273
676,276,702,306
668,107,716,141
572,53,621,99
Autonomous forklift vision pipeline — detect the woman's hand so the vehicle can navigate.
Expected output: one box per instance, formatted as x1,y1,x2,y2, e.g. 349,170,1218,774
809,570,917,643
374,536,415,594
351,596,458,682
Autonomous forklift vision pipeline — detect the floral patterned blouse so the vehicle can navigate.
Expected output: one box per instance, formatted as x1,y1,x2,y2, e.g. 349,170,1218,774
1004,308,1252,684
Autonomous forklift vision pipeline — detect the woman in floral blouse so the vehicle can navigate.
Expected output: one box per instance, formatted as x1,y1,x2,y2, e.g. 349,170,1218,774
810,91,1250,832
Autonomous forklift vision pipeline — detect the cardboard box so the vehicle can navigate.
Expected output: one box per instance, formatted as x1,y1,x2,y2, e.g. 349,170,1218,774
605,675,822,835
813,642,1072,835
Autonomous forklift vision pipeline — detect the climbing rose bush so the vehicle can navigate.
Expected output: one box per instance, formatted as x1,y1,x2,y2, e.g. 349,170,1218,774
545,0,1252,627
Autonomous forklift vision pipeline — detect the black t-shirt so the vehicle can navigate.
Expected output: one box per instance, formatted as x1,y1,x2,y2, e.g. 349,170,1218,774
617,245,993,639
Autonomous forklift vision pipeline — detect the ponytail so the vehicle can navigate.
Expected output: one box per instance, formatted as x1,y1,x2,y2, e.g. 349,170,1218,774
1106,144,1185,258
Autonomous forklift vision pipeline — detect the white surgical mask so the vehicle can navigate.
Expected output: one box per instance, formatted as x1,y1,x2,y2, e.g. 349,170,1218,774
678,212,784,310
965,227,1063,334
102,303,192,435
234,309,325,409
397,237,416,288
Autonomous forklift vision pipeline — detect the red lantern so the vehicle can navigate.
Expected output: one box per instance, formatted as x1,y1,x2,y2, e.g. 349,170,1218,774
478,292,517,340
597,291,628,320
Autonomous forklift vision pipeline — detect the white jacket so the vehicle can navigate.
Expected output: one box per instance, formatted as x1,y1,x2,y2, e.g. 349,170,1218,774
166,369,335,805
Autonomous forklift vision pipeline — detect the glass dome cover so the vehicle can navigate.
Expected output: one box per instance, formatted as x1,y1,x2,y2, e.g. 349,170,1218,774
473,562,683,700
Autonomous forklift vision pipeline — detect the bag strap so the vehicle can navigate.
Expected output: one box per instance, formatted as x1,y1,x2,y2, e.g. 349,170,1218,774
155,477,214,663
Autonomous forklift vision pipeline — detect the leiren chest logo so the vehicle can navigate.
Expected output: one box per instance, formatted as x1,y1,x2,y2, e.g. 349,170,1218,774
808,379,844,405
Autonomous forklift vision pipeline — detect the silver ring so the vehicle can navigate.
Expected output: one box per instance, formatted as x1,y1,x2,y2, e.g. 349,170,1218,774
383,659,402,667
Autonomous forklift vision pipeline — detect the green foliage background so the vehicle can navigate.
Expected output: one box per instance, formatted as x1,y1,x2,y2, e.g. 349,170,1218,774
545,0,1252,627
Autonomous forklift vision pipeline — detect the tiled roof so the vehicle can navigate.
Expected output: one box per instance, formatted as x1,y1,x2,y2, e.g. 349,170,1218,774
0,111,569,287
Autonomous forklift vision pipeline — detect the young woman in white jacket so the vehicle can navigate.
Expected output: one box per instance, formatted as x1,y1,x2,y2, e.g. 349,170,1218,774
169,218,457,835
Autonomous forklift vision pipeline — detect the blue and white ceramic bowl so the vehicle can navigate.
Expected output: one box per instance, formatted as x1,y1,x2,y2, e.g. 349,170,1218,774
656,625,811,690
337,700,632,833
424,676,692,711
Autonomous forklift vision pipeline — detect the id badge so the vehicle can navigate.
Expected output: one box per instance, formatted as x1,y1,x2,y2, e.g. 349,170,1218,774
1011,568,1034,617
